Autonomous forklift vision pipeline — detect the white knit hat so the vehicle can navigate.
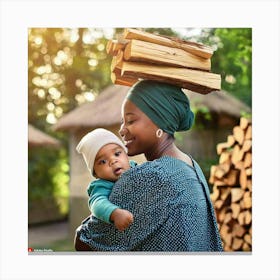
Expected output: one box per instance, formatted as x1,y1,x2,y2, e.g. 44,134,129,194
76,128,127,175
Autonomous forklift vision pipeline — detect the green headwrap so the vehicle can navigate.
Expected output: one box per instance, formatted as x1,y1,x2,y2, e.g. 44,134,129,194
126,80,194,135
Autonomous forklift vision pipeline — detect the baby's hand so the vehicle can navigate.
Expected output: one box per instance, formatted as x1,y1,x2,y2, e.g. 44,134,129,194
110,208,134,231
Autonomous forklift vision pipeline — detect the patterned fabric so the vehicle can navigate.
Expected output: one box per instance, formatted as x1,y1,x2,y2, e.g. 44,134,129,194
78,156,223,252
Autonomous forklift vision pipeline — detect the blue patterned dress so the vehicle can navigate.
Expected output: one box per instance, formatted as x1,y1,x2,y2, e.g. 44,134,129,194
78,156,223,252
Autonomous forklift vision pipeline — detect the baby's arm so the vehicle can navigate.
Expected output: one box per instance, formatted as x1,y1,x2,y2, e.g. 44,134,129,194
88,180,133,231
110,208,134,231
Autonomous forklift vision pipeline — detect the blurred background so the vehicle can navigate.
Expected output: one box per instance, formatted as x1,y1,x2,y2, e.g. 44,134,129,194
28,27,252,252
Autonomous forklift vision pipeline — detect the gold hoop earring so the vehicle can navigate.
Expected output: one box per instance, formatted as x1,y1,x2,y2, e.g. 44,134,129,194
156,129,163,138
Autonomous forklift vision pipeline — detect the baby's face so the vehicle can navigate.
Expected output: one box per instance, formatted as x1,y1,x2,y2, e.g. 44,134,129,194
93,143,130,181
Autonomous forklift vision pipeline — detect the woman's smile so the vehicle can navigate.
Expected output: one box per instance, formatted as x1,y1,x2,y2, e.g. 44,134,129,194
124,138,135,147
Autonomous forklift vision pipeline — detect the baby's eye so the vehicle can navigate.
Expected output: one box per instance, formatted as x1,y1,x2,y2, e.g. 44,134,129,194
98,159,107,165
115,150,122,156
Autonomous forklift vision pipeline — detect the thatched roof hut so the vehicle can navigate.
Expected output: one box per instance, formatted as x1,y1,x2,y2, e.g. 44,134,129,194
186,90,250,118
53,85,130,132
28,124,61,148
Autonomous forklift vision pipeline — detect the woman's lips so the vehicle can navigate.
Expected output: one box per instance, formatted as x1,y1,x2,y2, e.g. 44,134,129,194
124,138,134,147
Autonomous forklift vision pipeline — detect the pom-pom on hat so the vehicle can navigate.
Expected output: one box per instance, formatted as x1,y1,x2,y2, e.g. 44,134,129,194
76,128,127,176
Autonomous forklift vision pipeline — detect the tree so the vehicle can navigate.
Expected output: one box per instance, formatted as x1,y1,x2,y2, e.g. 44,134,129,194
177,28,252,107
28,28,114,130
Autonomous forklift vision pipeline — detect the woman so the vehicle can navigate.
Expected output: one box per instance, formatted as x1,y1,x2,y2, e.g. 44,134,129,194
75,80,223,252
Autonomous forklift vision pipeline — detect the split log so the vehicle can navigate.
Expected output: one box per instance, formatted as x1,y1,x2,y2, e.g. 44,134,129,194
123,28,214,59
232,223,246,238
231,145,244,165
245,125,252,140
244,210,252,225
244,152,252,169
242,139,252,153
246,179,252,191
111,72,139,87
231,188,245,203
237,211,246,225
219,151,231,164
232,237,243,250
124,39,211,70
214,162,231,179
216,142,231,155
119,61,221,94
106,40,127,56
239,167,248,190
210,185,220,201
240,117,250,130
244,233,252,245
242,242,251,251
223,212,232,225
231,203,241,219
220,188,231,201
224,169,239,186
220,223,230,241
243,191,252,209
233,126,245,145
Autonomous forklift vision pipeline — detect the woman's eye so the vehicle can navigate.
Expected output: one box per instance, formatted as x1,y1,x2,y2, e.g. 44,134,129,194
127,120,134,125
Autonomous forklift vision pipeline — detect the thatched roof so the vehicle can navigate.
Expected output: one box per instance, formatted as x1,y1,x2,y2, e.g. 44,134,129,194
53,84,251,132
53,85,130,132
28,124,61,148
185,90,251,118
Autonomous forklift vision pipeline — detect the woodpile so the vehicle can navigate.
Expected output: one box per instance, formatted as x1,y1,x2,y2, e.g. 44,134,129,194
209,117,252,251
106,28,221,94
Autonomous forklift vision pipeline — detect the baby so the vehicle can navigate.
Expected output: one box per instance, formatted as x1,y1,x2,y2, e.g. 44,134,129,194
76,128,136,231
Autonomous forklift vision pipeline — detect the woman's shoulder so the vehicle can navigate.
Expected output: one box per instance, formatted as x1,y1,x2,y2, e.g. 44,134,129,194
126,159,163,177
124,156,185,178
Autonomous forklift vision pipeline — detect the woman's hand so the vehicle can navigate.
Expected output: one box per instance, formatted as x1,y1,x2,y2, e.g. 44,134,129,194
110,208,134,231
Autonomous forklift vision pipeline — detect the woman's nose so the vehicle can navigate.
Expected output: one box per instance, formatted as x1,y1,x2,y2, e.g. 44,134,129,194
119,124,127,138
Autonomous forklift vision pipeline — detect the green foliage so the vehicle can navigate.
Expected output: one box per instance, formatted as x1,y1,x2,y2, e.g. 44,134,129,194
180,28,252,107
28,147,69,215
211,28,252,107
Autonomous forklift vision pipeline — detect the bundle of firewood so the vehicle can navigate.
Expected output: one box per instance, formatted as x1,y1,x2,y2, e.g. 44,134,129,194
106,28,221,94
209,117,252,251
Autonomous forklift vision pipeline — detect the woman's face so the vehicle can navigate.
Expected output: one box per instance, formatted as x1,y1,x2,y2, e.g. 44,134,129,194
119,99,158,156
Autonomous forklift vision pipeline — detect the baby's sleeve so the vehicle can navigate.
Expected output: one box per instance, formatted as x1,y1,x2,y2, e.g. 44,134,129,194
88,180,119,224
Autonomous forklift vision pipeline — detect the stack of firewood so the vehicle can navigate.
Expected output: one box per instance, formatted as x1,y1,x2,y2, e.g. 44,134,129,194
106,28,221,94
209,117,252,251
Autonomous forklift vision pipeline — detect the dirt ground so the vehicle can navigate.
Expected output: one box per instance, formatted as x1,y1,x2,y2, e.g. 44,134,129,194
28,220,69,247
